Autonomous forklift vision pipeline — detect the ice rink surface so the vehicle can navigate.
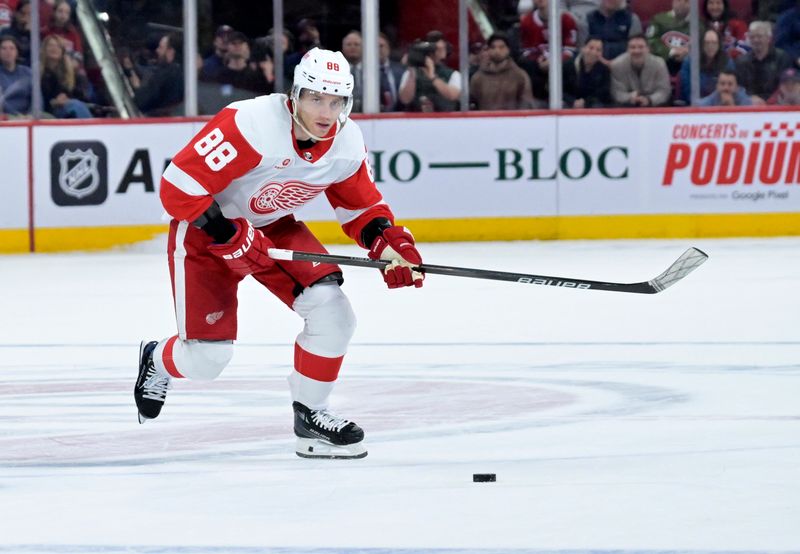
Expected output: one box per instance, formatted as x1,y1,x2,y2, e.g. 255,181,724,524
1,237,798,554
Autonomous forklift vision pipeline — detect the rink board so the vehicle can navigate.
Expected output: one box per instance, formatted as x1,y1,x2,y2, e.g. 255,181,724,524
2,107,799,252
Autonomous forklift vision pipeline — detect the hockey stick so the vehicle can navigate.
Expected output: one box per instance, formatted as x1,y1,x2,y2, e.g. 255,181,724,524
268,247,708,294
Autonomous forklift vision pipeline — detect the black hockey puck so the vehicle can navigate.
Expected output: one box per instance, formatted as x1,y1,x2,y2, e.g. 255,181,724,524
472,473,496,482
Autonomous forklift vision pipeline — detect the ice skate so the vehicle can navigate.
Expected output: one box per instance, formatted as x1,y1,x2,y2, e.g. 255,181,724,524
293,401,367,459
134,340,171,424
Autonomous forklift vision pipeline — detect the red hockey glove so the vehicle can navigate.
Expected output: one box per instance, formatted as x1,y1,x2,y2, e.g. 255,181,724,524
207,217,274,277
368,226,424,288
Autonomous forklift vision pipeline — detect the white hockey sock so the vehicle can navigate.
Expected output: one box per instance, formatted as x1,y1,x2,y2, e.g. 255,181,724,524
152,336,233,380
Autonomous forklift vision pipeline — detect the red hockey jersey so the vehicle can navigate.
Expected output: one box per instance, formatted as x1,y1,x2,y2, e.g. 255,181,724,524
519,9,578,60
160,94,393,246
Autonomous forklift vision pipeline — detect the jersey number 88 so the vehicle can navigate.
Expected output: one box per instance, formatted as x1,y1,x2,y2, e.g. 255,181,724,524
194,128,239,171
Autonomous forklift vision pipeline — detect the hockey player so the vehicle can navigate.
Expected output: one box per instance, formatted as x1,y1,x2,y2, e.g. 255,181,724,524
134,48,424,459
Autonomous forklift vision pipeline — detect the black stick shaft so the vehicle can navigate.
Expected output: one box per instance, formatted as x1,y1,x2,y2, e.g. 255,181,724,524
268,247,708,294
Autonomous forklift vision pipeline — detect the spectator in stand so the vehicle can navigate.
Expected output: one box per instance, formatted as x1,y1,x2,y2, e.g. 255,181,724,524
398,30,461,112
704,0,748,59
250,35,279,93
611,34,672,106
427,30,457,69
768,67,800,104
215,31,270,95
562,0,601,45
519,0,578,59
201,25,233,82
698,69,752,105
735,21,794,103
679,28,734,103
342,30,363,112
129,32,184,116
1,0,31,65
42,0,83,64
0,35,31,116
468,41,487,78
285,18,321,80
571,36,612,107
40,35,91,118
775,1,800,67
646,0,691,75
586,0,643,61
342,30,362,67
260,27,294,85
378,32,405,112
0,0,16,33
517,0,579,107
470,31,534,110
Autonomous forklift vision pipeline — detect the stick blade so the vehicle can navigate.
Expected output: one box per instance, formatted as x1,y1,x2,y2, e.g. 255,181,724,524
648,247,708,292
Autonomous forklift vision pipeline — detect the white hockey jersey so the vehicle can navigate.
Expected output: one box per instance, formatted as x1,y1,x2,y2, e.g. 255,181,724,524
160,94,393,246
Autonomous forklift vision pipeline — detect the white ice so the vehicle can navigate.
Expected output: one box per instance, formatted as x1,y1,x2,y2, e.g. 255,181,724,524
0,237,798,554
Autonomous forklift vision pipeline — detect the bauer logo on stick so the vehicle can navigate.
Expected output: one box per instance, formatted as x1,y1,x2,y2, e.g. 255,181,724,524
50,141,108,206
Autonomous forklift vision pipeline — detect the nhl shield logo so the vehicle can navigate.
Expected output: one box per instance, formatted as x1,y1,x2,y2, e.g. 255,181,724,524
59,149,100,199
50,141,108,206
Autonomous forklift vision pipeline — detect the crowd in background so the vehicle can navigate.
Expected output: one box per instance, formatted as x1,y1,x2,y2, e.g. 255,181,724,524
2,0,800,119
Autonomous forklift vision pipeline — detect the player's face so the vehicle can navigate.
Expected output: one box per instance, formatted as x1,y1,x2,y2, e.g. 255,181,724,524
297,90,346,136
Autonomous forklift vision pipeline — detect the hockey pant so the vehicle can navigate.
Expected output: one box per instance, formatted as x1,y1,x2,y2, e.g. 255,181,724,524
155,216,356,409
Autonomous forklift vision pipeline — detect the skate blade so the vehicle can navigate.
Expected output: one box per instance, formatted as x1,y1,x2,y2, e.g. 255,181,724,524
137,412,150,424
295,437,368,459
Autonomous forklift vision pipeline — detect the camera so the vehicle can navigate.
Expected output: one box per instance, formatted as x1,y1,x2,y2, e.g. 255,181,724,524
407,40,435,67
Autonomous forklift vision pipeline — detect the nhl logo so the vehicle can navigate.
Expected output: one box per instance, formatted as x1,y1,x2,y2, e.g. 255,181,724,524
303,152,313,161
50,141,108,206
58,149,100,199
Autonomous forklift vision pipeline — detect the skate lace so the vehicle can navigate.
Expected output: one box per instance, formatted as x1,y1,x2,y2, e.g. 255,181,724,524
142,370,171,401
311,409,350,432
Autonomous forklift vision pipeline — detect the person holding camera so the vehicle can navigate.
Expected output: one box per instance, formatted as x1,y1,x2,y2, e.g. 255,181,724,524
398,30,461,112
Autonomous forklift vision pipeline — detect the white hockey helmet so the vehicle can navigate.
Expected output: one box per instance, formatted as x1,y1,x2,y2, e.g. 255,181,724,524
290,47,354,140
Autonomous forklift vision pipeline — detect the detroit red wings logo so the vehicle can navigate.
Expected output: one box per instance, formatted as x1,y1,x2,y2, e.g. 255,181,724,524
249,181,326,215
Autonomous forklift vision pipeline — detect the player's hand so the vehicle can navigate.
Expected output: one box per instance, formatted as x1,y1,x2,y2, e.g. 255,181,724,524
207,217,274,276
368,226,424,289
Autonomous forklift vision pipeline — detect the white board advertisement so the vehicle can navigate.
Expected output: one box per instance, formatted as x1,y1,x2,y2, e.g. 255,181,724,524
295,115,559,222
32,121,197,228
0,126,30,230
18,108,800,233
558,110,800,215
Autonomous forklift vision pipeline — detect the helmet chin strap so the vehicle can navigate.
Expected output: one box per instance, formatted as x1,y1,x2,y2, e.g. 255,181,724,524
290,97,347,142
